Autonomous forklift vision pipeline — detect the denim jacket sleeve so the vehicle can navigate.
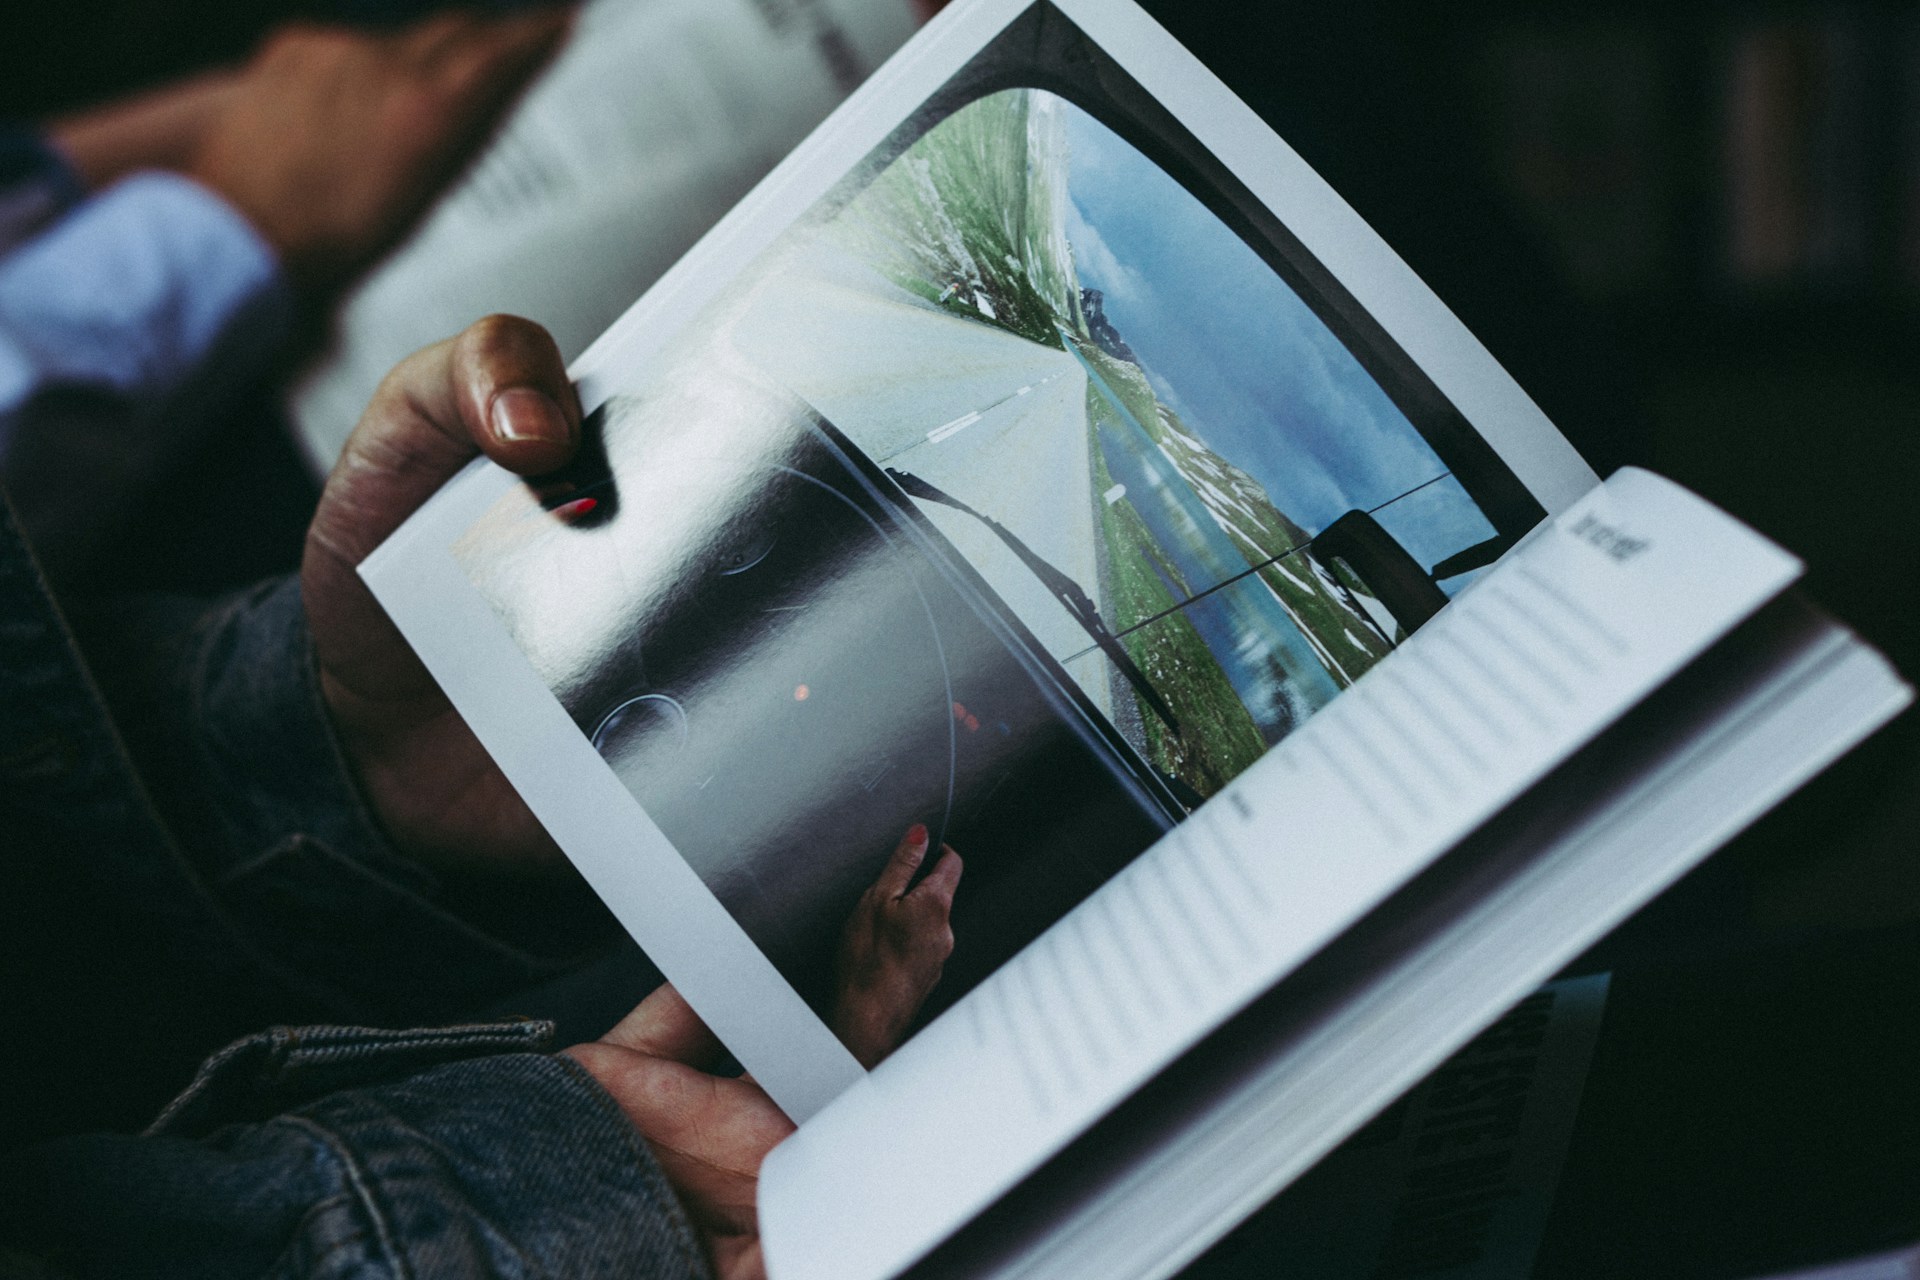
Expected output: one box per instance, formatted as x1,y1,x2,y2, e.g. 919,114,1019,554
66,573,616,1029
0,1020,712,1280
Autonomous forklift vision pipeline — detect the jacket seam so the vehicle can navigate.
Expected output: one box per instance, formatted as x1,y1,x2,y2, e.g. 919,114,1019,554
550,1053,712,1280
271,1113,414,1280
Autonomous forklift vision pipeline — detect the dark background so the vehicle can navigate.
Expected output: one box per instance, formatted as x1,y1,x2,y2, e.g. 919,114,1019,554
1158,5,1920,1276
5,1,1915,1275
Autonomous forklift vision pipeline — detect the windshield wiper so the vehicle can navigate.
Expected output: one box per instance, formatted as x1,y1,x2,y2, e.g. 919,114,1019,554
886,467,1181,737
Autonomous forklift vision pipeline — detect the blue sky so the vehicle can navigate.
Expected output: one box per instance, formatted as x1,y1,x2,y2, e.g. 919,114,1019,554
1058,101,1496,565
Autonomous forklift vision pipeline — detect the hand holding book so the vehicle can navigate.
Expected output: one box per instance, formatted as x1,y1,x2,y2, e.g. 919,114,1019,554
570,824,966,1278
569,984,793,1280
304,315,583,889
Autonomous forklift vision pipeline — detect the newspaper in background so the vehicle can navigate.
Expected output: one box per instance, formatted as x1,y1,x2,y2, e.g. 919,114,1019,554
290,0,920,471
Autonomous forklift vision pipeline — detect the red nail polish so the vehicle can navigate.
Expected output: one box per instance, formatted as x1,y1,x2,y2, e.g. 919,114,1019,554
905,823,928,846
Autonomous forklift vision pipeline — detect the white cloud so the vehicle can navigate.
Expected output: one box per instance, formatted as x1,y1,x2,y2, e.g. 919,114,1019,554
1066,197,1151,316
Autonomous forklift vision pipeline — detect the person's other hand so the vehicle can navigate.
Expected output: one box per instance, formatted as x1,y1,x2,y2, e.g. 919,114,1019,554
833,824,963,1067
190,9,569,287
566,985,795,1280
48,70,242,189
304,314,578,882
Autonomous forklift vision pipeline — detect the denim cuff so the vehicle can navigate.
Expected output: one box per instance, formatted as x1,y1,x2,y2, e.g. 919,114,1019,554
5,1029,713,1280
301,1051,714,1280
148,1018,565,1138
289,1051,714,1280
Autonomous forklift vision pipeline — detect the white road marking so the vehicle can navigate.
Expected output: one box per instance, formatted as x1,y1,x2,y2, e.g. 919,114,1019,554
928,410,983,443
733,258,1111,715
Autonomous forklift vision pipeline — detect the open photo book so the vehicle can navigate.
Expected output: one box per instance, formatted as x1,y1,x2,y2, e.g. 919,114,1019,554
357,2,1914,1277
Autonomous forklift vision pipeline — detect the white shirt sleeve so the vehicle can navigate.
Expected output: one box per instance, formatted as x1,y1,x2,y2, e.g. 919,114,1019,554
0,171,288,434
0,171,292,572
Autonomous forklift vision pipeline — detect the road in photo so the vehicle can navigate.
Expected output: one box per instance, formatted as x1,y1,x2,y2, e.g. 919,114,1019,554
737,250,1109,712
722,86,1502,799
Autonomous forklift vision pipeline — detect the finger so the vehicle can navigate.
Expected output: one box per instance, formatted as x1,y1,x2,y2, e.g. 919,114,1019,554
600,983,729,1070
565,1043,796,1184
911,847,963,909
312,314,575,564
252,20,333,59
449,312,581,474
485,6,575,59
303,317,578,683
873,824,931,900
48,67,243,184
396,9,488,68
435,8,572,101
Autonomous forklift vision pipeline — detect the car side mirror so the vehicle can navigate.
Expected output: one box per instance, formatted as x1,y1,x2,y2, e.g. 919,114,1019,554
1306,509,1451,636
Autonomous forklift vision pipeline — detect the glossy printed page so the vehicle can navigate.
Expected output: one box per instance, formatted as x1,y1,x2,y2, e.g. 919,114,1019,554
364,0,1599,1119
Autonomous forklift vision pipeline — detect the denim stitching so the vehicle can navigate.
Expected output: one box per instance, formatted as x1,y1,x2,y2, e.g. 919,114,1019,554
272,1114,414,1280
551,1053,713,1280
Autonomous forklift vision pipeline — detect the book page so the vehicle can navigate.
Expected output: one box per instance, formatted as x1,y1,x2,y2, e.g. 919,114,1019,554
756,467,1804,1280
290,0,922,471
897,600,1907,1280
361,0,1602,1120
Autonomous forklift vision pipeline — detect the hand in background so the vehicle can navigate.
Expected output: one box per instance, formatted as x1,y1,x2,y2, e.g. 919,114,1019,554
189,9,569,287
567,985,795,1280
833,824,964,1067
48,69,242,189
304,314,579,882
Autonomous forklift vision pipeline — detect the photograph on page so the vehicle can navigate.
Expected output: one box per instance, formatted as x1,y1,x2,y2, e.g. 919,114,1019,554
443,0,1551,1064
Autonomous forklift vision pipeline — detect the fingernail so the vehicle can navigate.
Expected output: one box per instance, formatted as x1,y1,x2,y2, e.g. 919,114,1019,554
491,387,572,447
905,823,929,847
